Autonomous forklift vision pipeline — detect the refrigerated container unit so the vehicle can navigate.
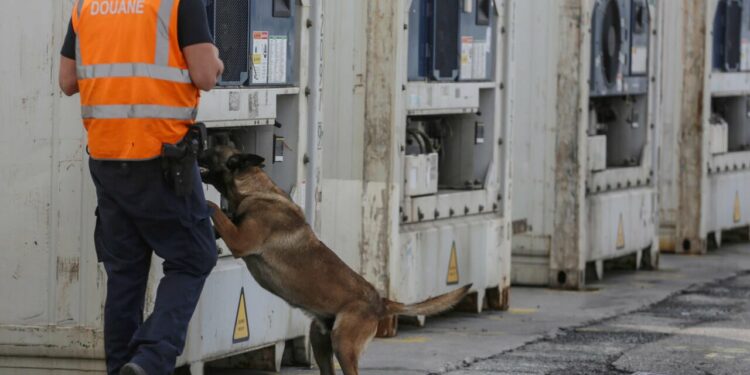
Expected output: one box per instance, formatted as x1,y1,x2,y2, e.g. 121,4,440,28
659,0,750,253
511,0,660,288
321,0,512,335
207,0,297,86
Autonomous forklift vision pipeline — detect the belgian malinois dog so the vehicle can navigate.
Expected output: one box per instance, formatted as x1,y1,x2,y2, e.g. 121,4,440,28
199,145,471,375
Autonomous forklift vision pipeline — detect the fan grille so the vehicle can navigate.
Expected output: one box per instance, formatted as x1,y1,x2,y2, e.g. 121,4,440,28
214,0,249,84
601,0,621,86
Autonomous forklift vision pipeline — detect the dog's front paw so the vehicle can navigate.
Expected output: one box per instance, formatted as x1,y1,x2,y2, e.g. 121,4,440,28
207,201,220,213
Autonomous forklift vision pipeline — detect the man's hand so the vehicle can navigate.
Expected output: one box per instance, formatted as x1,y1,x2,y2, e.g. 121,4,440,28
59,56,79,96
213,45,225,79
184,43,225,91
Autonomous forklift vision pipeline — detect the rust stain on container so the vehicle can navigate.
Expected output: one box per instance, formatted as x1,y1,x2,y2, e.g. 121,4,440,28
551,0,586,289
675,1,707,254
57,257,80,284
360,0,399,294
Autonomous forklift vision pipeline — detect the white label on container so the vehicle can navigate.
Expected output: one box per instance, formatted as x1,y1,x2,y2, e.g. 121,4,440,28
429,154,438,183
248,92,259,118
252,31,269,84
408,167,418,192
631,46,648,74
268,35,288,84
409,94,420,109
460,36,473,80
472,40,488,80
228,91,240,111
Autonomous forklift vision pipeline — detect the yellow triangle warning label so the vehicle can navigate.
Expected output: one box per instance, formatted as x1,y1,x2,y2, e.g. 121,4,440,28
734,192,742,223
616,214,625,249
233,288,249,343
446,242,459,285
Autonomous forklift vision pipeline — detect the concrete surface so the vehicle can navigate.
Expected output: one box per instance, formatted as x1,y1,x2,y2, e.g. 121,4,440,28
207,243,750,375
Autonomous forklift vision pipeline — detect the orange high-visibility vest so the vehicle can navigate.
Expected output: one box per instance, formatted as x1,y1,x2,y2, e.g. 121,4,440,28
72,0,200,160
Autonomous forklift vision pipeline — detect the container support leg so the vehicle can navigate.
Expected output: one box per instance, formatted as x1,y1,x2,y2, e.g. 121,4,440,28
595,260,604,281
189,362,204,375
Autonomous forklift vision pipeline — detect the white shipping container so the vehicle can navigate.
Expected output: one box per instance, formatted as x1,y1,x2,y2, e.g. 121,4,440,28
0,0,322,373
658,0,750,253
320,0,513,334
510,0,660,288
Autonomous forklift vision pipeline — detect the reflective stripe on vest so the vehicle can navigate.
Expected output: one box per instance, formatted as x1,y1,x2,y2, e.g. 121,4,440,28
154,0,173,65
81,104,197,120
77,63,192,83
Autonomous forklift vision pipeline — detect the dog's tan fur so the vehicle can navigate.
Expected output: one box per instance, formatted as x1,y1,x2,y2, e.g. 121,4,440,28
201,146,471,375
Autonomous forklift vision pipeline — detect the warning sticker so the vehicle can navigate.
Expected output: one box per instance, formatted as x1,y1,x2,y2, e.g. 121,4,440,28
734,192,742,223
268,35,288,84
616,214,625,249
446,242,459,285
460,36,473,80
252,31,269,84
232,288,250,343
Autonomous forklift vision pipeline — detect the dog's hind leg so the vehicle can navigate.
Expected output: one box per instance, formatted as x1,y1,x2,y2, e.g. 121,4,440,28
331,306,379,375
310,321,335,375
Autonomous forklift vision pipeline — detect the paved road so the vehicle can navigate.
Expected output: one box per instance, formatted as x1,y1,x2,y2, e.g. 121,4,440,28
207,244,750,375
445,272,750,375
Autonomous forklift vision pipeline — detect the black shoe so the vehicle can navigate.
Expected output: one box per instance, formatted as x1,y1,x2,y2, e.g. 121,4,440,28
120,363,148,375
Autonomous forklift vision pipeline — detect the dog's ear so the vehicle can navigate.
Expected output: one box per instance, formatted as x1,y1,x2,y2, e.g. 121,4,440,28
245,154,266,168
226,154,266,172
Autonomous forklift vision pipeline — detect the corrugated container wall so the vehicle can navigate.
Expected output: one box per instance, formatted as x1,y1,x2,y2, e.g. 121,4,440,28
508,0,561,275
319,0,368,272
0,0,105,370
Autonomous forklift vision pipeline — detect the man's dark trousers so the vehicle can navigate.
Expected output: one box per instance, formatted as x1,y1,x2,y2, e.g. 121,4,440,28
89,158,218,375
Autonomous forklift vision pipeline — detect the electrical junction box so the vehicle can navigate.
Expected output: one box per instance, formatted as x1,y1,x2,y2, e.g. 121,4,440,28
407,0,462,81
273,135,285,163
206,0,296,86
458,0,495,81
709,114,729,155
590,0,649,97
404,153,439,197
588,135,608,172
439,117,492,189
593,95,649,167
713,96,750,152
249,0,296,86
713,0,743,72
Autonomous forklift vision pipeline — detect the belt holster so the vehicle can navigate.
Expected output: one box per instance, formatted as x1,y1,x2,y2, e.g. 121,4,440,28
162,123,208,197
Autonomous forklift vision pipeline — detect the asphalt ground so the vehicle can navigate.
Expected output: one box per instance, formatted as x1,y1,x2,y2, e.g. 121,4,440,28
207,243,750,375
444,271,750,375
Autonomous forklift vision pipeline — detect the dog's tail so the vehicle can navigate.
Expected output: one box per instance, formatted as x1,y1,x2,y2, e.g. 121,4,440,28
384,284,472,317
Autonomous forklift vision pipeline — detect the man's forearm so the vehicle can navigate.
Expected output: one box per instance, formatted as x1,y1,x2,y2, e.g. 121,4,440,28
59,56,79,96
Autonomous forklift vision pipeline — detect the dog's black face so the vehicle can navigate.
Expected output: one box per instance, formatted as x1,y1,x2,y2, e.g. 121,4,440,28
198,145,266,197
